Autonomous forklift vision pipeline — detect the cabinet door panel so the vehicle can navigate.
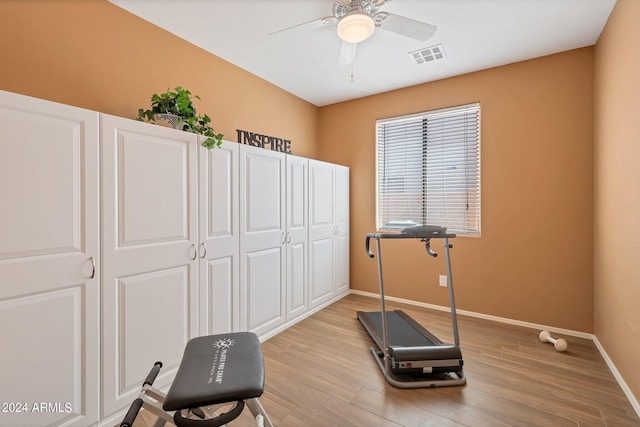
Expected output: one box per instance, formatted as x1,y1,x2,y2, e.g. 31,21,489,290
287,155,308,319
245,248,283,332
205,142,237,239
206,256,235,334
335,165,350,236
240,146,286,335
0,112,80,256
0,288,88,426
335,234,350,295
101,115,198,418
309,162,334,228
245,154,283,233
308,160,336,308
288,157,307,231
118,133,190,245
309,237,334,305
117,268,190,391
200,141,239,334
288,241,306,316
335,166,350,294
0,91,100,426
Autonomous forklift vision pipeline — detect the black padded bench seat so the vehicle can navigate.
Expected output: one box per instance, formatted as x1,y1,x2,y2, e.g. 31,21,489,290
119,332,272,427
163,332,265,411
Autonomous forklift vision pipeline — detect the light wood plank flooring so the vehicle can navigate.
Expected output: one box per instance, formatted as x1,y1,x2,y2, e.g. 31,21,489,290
130,293,639,426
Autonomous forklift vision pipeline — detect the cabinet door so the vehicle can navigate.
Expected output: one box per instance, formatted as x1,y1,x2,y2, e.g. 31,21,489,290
199,140,239,334
101,115,198,417
335,165,350,295
308,160,335,308
0,91,100,426
286,155,308,320
239,146,286,336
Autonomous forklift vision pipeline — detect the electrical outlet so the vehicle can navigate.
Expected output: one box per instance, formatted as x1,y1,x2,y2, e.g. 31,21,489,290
439,275,448,287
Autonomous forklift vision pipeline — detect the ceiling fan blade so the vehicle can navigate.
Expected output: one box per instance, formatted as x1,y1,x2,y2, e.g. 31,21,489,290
268,16,336,36
379,12,437,41
338,41,356,66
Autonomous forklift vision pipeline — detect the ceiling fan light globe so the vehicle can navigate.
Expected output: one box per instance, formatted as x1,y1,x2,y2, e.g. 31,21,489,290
337,13,375,44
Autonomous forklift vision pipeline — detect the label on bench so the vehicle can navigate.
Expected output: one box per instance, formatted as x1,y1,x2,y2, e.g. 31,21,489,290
207,337,236,385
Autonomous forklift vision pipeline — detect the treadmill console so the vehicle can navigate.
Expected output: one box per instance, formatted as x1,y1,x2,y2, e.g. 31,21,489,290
401,225,453,239
401,225,456,257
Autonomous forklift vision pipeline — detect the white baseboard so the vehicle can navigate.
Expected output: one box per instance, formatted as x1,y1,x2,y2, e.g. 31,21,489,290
592,335,640,418
258,291,351,342
350,289,593,338
349,289,640,418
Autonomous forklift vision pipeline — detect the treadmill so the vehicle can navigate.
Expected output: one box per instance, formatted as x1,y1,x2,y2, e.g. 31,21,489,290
357,225,466,388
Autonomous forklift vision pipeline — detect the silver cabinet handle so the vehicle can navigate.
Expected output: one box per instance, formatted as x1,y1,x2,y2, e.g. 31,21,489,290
281,232,286,245
89,256,95,279
189,243,197,260
199,242,207,259
287,232,291,243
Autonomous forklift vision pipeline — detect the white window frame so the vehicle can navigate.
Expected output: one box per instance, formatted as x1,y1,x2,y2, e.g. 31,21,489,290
376,103,481,236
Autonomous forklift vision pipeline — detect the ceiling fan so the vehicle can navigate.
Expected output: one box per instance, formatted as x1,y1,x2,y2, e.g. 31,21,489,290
271,0,437,66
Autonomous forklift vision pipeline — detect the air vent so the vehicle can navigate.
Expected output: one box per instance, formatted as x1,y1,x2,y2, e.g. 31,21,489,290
410,44,445,64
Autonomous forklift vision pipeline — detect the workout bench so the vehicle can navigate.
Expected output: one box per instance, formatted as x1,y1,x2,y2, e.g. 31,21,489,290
120,332,273,427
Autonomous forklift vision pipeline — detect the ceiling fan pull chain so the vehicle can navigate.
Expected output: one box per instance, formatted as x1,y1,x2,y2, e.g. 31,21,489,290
351,61,355,83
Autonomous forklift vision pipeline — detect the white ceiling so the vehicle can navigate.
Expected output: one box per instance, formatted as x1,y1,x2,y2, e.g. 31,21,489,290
109,0,616,107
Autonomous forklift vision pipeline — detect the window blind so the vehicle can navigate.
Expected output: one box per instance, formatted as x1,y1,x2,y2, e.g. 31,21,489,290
376,103,480,235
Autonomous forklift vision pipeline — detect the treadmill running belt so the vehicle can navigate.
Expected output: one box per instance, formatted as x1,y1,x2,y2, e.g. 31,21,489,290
357,310,443,349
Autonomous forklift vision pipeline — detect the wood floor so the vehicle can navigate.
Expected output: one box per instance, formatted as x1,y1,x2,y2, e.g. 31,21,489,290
131,293,640,427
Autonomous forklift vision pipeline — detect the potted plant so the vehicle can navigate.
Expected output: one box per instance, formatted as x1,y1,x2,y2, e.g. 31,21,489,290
137,86,223,149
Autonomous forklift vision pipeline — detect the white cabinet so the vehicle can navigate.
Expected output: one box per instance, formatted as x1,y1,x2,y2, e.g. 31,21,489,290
100,114,199,418
199,140,240,334
0,90,348,425
0,90,100,426
309,160,350,309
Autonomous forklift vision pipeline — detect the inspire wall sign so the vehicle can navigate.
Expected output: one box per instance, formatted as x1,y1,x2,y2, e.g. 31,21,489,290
236,129,292,154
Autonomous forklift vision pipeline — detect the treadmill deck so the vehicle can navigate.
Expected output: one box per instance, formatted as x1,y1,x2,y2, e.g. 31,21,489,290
357,310,463,373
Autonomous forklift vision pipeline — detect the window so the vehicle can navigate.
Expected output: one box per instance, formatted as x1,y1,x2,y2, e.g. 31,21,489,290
376,103,480,236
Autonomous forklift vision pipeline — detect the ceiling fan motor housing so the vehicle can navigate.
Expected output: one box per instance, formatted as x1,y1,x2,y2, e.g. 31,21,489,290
334,0,389,24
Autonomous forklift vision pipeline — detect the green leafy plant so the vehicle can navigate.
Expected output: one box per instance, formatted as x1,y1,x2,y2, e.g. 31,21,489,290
137,86,223,149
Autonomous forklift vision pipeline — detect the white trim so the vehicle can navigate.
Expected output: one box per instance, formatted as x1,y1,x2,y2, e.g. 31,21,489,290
350,289,592,338
592,335,640,418
349,289,639,418
257,291,351,342
376,102,481,125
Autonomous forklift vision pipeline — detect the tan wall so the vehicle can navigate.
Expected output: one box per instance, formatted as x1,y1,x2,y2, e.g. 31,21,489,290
0,0,319,159
0,1,600,333
594,0,640,403
319,48,595,332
